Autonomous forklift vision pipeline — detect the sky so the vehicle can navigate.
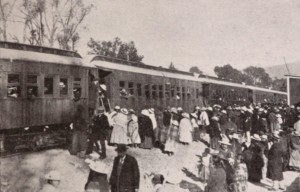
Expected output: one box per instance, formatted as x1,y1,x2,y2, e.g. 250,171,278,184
7,0,300,76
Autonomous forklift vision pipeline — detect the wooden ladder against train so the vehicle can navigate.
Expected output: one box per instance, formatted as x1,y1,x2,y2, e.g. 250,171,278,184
99,97,111,113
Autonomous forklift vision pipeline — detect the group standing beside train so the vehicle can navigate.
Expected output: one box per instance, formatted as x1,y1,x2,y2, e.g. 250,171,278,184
65,102,300,192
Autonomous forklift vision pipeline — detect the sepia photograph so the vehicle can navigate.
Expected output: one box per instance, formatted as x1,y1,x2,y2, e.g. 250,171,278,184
0,0,300,191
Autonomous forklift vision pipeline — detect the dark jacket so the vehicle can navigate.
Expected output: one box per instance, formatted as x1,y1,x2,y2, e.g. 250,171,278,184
110,155,140,192
267,142,284,181
163,110,172,127
93,114,110,140
138,115,153,141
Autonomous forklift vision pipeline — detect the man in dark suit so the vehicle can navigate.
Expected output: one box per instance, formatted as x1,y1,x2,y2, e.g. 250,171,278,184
109,144,140,192
86,108,110,159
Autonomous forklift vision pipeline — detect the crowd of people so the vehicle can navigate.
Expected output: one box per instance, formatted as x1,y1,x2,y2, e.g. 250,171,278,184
63,103,300,192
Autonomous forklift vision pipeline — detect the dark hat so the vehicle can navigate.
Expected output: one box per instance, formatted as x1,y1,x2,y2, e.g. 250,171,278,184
115,144,128,152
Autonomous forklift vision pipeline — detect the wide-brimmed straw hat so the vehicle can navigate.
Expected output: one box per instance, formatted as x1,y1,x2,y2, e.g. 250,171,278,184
120,108,128,115
177,107,183,111
292,131,300,136
221,110,227,114
45,170,61,181
190,113,197,118
251,134,261,141
114,106,120,110
207,107,213,111
182,112,190,119
141,109,149,116
128,109,135,114
172,120,179,126
218,138,231,146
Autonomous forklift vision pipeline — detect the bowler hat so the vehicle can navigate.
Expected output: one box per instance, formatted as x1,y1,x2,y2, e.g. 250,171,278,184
115,144,128,152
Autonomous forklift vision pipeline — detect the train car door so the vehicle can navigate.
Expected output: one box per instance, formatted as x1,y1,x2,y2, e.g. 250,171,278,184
202,83,210,106
96,68,112,112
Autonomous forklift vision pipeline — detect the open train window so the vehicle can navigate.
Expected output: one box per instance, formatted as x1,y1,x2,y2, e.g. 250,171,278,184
159,85,163,99
60,78,68,96
182,87,185,100
7,74,21,98
176,86,181,99
145,84,150,99
44,77,53,95
26,75,38,98
165,84,170,98
73,78,82,101
171,86,175,97
137,83,142,96
152,84,157,99
128,82,134,95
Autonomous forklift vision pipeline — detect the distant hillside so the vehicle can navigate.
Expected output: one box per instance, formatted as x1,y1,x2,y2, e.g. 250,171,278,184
265,61,300,79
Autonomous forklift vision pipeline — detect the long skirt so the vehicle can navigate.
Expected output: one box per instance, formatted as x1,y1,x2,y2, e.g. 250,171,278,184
210,136,219,149
128,128,141,144
70,131,88,155
193,127,201,141
140,136,153,149
199,165,210,182
158,126,169,144
110,125,129,145
289,150,300,168
164,138,177,153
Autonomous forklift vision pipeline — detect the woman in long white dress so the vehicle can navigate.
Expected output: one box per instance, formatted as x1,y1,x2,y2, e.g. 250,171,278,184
110,108,129,145
127,115,141,147
178,113,193,145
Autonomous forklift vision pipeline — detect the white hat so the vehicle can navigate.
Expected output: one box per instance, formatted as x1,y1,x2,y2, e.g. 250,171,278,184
172,120,179,126
276,114,282,118
141,109,149,116
171,107,177,113
177,107,183,111
218,138,231,145
131,115,138,122
251,134,261,141
100,84,107,91
207,107,213,111
200,107,206,111
120,108,128,115
258,108,264,112
45,170,61,181
232,133,239,139
292,131,300,136
241,106,248,111
190,113,197,118
195,106,200,110
181,112,190,119
114,106,120,110
148,108,154,113
211,116,219,121
221,110,227,114
291,105,295,109
261,135,268,140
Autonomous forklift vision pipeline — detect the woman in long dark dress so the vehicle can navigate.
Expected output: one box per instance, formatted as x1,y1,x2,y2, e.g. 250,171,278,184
138,109,154,149
267,133,286,191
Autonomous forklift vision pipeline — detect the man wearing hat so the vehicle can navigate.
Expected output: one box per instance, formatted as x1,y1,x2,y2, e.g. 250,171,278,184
110,144,140,192
86,107,110,159
267,132,286,191
40,170,61,192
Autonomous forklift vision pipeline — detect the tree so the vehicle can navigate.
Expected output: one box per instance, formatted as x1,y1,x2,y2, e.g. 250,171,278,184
189,66,203,75
168,62,177,70
19,0,92,50
243,66,272,87
87,37,144,62
271,78,286,92
0,0,17,41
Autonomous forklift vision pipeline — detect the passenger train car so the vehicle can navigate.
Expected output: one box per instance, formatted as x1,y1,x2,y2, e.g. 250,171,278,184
91,55,287,112
0,42,99,152
0,41,287,152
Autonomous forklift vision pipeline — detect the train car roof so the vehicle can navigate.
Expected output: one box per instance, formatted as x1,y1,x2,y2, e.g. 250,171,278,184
91,55,286,95
0,41,84,66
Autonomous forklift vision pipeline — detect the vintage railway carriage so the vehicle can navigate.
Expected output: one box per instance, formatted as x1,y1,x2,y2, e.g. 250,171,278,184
90,56,205,112
0,42,98,151
90,55,287,111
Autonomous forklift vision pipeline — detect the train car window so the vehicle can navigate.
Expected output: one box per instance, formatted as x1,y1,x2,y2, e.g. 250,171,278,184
44,77,54,95
128,82,134,95
26,75,38,98
159,85,163,99
196,88,199,98
60,78,68,95
152,84,157,99
182,87,185,100
7,74,21,98
176,86,181,99
73,78,82,101
171,86,175,97
187,87,191,99
137,83,142,96
145,84,150,99
119,81,125,88
165,84,170,98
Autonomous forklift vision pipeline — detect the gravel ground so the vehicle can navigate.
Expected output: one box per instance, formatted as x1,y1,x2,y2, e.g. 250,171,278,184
0,141,299,192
